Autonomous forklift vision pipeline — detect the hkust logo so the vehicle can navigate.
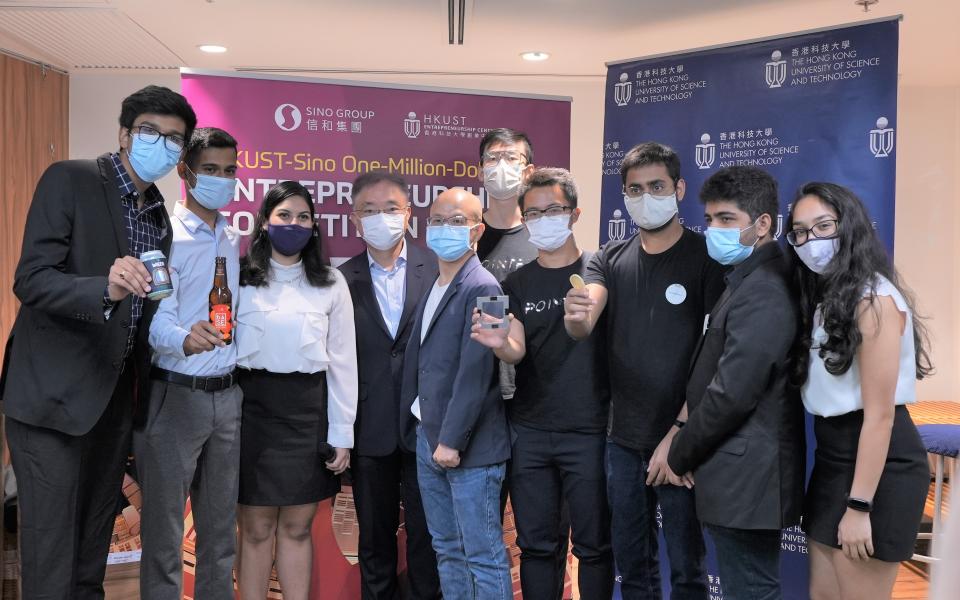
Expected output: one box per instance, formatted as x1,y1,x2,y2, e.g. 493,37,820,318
274,103,302,131
765,50,787,88
695,133,716,169
869,117,894,158
614,73,632,107
404,112,422,139
608,209,627,241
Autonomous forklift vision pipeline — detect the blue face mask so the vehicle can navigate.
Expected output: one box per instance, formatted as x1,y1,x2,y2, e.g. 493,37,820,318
186,165,236,210
126,135,180,183
705,221,758,265
426,224,475,262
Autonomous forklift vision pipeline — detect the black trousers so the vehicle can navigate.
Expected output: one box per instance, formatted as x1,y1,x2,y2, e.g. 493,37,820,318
352,448,440,600
7,362,134,600
510,423,614,600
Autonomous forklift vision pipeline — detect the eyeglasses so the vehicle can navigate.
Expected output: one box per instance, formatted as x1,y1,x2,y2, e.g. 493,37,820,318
131,124,185,153
622,183,671,198
786,219,839,246
522,205,573,221
353,206,409,218
426,215,478,227
481,150,528,167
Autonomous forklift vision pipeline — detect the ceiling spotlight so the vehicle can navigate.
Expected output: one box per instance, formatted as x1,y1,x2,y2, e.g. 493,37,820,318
521,52,550,62
198,45,227,54
854,0,878,11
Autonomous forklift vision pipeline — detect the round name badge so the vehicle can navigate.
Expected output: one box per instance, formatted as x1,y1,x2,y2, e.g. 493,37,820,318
665,283,687,305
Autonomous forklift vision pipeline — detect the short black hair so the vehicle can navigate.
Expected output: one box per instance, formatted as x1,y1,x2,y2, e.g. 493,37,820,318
479,128,534,164
182,127,238,170
518,167,578,210
619,141,681,185
118,85,197,141
699,165,779,222
351,170,410,200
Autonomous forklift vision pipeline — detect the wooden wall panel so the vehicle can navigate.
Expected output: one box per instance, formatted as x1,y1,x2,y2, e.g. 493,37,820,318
0,54,69,364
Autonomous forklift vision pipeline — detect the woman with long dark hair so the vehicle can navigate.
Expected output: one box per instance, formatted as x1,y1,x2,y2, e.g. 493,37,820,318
235,181,357,599
786,182,932,600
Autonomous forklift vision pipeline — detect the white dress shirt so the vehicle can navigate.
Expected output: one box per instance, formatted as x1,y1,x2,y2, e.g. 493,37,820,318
368,241,407,339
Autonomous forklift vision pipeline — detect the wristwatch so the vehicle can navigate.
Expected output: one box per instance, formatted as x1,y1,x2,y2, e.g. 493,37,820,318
673,419,686,429
845,495,873,512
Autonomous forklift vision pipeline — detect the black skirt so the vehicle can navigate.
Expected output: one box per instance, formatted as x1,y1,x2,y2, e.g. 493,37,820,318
802,405,928,561
238,368,340,506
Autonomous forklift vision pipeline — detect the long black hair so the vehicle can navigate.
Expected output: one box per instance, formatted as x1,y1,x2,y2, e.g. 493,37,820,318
240,180,335,288
787,182,932,383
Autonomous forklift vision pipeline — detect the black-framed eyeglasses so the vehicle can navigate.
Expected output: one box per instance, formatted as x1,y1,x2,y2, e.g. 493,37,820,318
481,150,528,167
353,206,409,219
426,215,478,227
522,205,573,222
131,124,185,153
786,219,839,246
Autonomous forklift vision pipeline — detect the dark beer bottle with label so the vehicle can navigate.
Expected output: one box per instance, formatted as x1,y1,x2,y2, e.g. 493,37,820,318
209,256,233,345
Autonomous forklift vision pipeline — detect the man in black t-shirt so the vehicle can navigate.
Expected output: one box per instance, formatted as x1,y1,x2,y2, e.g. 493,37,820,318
565,142,725,600
472,168,613,599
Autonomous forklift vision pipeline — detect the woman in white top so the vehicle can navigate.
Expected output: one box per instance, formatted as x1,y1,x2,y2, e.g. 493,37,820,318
786,182,932,600
235,181,358,600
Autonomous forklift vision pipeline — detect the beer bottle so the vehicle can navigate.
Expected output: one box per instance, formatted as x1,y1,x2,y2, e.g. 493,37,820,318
209,256,233,345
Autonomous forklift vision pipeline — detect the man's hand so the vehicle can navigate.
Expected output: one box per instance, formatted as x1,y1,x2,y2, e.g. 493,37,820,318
563,287,594,324
470,308,512,349
325,448,350,475
182,321,225,356
107,255,152,301
433,443,461,469
646,429,677,486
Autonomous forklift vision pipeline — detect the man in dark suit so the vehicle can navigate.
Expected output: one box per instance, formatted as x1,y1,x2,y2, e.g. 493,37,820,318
402,188,512,599
667,166,805,600
340,171,440,600
0,85,196,599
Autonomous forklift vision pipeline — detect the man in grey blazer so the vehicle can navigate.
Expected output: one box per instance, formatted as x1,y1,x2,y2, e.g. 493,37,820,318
402,188,512,599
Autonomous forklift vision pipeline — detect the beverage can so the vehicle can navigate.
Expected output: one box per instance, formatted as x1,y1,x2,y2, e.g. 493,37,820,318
140,250,174,300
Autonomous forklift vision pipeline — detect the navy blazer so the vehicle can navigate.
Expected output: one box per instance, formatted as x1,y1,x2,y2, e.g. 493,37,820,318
401,254,510,468
339,242,438,456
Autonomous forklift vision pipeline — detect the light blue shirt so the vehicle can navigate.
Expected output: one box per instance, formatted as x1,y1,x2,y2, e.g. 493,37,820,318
150,203,240,376
368,241,407,339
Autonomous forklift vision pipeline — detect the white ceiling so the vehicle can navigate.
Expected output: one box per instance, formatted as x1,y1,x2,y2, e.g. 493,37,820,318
0,0,956,85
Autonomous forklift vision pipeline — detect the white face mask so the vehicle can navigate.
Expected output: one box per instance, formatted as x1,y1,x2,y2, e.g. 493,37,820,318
624,193,678,230
360,212,406,251
483,159,524,200
794,238,839,274
525,214,573,251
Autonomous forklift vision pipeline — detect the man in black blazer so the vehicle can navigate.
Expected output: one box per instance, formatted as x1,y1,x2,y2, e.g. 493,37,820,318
0,86,196,599
667,166,805,600
340,171,440,600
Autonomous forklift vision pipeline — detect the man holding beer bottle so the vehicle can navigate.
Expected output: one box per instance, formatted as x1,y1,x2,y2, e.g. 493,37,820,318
135,127,241,600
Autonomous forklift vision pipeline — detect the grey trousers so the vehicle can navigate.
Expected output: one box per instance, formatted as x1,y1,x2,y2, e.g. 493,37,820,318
133,380,243,600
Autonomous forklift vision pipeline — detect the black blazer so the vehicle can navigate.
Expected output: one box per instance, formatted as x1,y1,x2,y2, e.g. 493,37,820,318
0,154,172,436
400,255,509,468
339,242,438,456
668,243,805,530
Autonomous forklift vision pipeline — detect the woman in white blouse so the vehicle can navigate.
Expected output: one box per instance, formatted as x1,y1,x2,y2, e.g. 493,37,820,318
786,182,932,600
235,181,357,600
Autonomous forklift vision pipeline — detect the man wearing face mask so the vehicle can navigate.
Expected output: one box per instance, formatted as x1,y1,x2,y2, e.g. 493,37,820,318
564,142,724,600
135,127,242,600
668,166,804,600
340,171,441,600
470,168,613,599
402,188,512,599
1,85,194,599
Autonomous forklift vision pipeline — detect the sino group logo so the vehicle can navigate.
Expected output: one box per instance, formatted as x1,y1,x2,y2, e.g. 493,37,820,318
274,103,302,131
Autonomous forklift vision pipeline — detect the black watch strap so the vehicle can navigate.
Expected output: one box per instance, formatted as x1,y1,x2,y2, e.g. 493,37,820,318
673,419,686,429
845,495,873,512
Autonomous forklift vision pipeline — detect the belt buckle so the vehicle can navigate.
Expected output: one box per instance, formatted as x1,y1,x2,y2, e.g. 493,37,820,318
190,375,202,392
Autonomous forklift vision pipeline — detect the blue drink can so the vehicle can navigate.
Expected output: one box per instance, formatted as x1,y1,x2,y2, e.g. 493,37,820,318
140,250,174,300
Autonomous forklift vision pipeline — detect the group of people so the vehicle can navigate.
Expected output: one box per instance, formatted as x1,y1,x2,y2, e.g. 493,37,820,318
0,83,933,600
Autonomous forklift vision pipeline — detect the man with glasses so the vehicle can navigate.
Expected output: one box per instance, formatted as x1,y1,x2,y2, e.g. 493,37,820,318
340,171,441,599
471,168,614,599
564,142,724,599
1,85,195,599
402,188,512,599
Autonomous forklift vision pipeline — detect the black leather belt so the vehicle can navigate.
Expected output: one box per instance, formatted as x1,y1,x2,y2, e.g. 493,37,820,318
151,367,238,392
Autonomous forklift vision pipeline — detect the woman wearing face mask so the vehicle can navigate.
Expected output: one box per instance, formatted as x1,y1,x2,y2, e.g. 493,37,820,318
786,182,932,600
235,181,358,600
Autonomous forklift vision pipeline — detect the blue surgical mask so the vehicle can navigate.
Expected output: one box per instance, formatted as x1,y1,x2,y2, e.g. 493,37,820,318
426,224,475,262
705,221,758,265
186,165,236,210
126,135,180,183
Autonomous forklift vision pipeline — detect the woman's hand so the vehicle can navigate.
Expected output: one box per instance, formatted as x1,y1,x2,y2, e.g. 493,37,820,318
837,508,874,561
325,447,350,475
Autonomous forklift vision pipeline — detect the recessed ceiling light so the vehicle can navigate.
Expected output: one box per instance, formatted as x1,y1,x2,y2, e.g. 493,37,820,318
521,51,550,62
198,45,227,54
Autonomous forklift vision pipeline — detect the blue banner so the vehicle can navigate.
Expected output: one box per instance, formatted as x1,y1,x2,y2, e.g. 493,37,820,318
600,18,899,600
